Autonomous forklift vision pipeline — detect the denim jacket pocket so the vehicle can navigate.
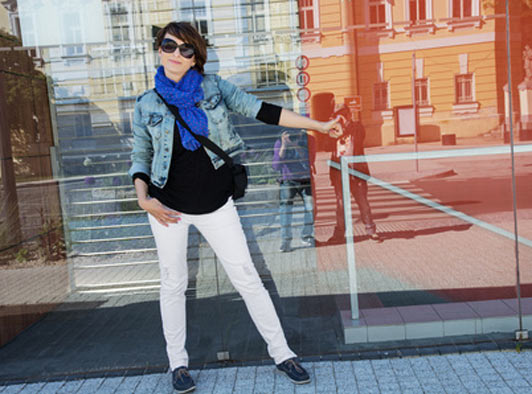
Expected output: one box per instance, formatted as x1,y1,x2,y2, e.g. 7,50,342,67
145,113,163,139
201,93,222,110
200,92,227,124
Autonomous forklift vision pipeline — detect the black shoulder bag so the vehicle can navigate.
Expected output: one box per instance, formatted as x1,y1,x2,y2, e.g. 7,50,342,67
154,90,248,200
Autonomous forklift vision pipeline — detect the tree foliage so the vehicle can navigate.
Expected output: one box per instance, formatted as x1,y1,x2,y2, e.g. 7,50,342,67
0,29,51,179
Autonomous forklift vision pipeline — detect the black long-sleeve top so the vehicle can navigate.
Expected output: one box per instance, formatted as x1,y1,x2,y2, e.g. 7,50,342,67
133,102,282,214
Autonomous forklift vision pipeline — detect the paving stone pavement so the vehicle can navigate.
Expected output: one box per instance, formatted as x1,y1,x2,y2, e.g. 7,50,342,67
1,350,532,393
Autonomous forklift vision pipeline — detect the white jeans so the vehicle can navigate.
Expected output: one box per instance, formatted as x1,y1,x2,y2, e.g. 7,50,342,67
148,198,296,370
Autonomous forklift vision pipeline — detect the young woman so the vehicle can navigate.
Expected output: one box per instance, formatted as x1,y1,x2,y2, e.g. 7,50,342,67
129,21,341,393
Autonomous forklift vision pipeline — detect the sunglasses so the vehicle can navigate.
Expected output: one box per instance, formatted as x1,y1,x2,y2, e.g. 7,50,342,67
160,38,195,59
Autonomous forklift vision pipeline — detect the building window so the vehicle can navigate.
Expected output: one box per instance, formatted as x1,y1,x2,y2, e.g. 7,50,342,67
194,20,209,37
105,2,133,60
455,73,474,103
298,0,320,41
452,0,472,18
181,0,211,43
365,0,393,35
257,62,287,87
369,0,387,25
409,0,427,23
62,12,84,56
57,113,92,138
298,0,316,30
10,15,22,40
374,82,389,110
110,4,130,42
415,78,429,106
241,0,267,33
446,0,480,30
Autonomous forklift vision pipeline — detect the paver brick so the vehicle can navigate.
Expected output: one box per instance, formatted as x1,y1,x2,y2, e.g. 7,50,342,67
38,381,67,394
112,375,141,394
133,373,164,393
18,383,46,394
56,380,84,393
95,376,125,394
0,385,25,394
212,367,237,394
253,366,274,394
194,369,217,394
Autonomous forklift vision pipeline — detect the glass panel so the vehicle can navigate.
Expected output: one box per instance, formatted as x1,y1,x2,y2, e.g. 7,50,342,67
305,0,524,357
1,0,529,383
511,0,532,339
0,23,68,354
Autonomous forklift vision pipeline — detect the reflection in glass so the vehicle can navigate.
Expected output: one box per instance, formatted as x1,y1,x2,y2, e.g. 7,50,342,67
1,0,532,380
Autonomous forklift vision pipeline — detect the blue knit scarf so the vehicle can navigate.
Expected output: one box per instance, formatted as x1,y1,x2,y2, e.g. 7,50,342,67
154,66,208,151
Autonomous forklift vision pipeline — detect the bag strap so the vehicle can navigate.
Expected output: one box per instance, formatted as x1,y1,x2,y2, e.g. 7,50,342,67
154,89,234,167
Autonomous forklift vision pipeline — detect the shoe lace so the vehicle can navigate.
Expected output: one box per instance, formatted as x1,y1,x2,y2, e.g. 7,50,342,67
176,368,191,380
285,359,304,373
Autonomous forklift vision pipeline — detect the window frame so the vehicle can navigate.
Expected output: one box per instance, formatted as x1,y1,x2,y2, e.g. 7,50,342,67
369,0,386,25
104,1,135,60
455,73,475,104
256,60,288,88
236,0,270,34
449,0,480,19
403,0,435,35
406,0,431,25
298,0,320,42
446,0,481,31
9,14,22,40
374,82,390,111
298,0,319,31
414,77,430,107
179,0,213,44
364,0,393,34
61,11,85,57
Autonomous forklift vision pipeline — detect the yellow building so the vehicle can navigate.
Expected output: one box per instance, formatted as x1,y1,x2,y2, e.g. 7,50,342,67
303,0,530,146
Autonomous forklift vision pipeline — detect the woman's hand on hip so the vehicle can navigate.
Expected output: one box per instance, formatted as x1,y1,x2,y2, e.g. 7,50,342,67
139,197,181,227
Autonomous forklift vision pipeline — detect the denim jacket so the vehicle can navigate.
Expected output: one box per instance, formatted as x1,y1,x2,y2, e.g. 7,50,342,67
128,74,263,188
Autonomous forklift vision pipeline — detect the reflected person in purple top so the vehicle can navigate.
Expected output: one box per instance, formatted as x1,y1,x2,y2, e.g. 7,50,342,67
272,129,315,252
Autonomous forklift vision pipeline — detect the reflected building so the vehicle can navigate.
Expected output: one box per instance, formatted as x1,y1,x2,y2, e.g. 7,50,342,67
2,0,303,176
0,0,305,292
302,0,532,146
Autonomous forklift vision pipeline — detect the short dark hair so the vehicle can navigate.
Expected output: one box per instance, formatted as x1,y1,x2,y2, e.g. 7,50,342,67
156,22,207,74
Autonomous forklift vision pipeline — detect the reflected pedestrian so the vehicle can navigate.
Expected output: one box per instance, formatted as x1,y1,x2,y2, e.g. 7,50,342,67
329,104,379,242
272,130,315,252
129,22,342,393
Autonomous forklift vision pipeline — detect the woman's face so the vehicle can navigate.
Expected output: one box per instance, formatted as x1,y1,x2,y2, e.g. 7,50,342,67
158,33,196,82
